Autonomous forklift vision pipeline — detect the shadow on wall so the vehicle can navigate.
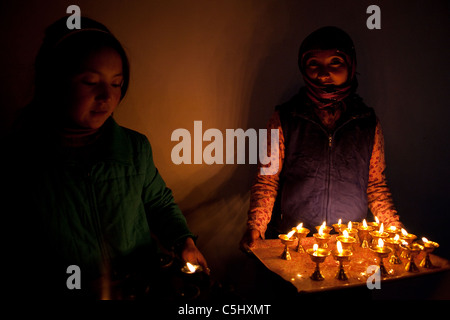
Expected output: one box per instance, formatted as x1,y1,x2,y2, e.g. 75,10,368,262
175,5,306,291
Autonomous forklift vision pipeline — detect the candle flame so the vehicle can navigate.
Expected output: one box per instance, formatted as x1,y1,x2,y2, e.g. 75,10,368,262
296,223,303,230
401,240,409,246
186,262,197,273
394,234,400,241
318,225,324,236
337,240,343,254
378,238,384,248
348,221,352,230
363,219,367,228
375,216,379,224
313,243,318,251
338,219,342,225
322,221,326,228
379,223,384,234
343,229,349,238
401,228,408,236
388,226,397,231
287,230,295,239
422,237,429,243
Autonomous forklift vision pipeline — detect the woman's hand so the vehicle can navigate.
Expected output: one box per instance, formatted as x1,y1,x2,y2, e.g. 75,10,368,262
180,237,210,275
239,228,261,253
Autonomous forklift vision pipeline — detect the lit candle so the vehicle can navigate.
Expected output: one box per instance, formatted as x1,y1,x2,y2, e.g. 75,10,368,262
287,230,295,238
312,243,319,256
358,219,371,230
313,225,331,248
333,219,343,233
315,221,332,234
370,237,392,277
420,237,440,269
332,241,353,281
182,262,201,274
343,229,349,238
341,221,358,241
280,229,296,241
399,228,417,245
386,225,399,238
369,223,389,246
357,219,374,248
367,216,379,228
292,223,310,253
385,234,402,264
336,229,356,250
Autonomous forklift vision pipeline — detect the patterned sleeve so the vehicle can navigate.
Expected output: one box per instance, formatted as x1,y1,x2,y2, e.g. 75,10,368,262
367,120,403,228
247,110,285,238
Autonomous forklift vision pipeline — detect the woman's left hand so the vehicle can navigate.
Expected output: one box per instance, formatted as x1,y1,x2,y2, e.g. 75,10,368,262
181,237,210,275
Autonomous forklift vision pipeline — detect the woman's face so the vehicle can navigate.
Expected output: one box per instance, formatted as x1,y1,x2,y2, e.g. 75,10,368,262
65,47,123,130
304,49,349,86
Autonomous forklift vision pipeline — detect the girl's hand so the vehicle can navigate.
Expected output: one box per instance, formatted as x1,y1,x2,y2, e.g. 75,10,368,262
239,228,261,253
181,237,210,275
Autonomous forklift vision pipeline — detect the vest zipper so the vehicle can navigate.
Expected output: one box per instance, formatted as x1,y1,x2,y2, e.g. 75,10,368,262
325,133,333,224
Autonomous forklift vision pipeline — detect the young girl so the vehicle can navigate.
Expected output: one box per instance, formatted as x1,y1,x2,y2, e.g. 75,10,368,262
7,17,208,299
240,26,402,250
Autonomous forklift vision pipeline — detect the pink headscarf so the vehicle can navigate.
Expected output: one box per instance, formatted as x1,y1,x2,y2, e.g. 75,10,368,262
298,26,358,112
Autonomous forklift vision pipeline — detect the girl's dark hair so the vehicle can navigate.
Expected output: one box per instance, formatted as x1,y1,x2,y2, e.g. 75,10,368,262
35,16,130,103
17,17,130,130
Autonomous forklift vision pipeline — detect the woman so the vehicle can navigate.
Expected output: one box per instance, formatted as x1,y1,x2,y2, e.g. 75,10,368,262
6,16,208,299
240,26,402,250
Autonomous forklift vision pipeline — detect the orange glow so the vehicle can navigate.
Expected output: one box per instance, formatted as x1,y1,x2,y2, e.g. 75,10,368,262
363,219,368,228
318,225,324,236
379,223,384,233
287,230,295,239
186,262,197,273
313,243,319,255
336,240,343,253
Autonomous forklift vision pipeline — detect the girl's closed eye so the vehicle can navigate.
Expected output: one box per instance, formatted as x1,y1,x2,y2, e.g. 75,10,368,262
330,57,345,67
111,79,124,88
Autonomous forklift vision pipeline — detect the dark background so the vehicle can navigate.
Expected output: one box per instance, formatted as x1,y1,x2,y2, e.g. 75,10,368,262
1,0,449,299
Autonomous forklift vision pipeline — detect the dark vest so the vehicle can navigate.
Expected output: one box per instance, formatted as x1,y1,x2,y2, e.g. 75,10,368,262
269,90,377,235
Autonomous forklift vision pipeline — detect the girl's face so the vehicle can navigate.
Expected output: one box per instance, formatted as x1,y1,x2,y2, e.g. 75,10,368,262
65,47,123,130
304,49,349,86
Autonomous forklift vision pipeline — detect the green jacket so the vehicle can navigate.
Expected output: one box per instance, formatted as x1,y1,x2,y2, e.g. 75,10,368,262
10,117,193,280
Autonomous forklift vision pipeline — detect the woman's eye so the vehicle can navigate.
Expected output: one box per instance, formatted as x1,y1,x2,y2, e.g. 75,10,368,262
111,83,123,88
330,59,344,66
82,80,97,86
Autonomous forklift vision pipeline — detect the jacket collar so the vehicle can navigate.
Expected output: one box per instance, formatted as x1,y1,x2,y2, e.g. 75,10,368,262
57,117,133,166
95,117,133,165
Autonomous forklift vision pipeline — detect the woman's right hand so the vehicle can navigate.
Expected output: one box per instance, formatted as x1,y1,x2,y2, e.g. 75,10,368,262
239,228,261,253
